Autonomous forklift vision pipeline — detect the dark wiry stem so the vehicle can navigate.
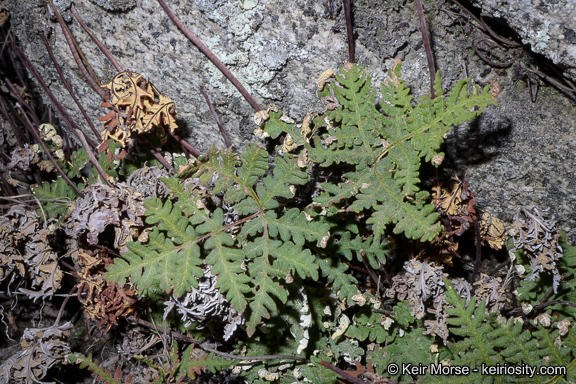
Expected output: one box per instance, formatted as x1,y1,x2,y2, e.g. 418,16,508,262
39,33,101,139
0,96,23,147
471,217,482,283
319,361,375,384
14,46,98,149
167,130,202,158
54,286,76,326
199,84,231,148
47,0,105,98
15,105,84,198
342,0,355,63
128,316,309,362
534,300,576,311
156,0,262,112
69,4,124,73
415,0,436,98
138,135,176,175
76,128,113,188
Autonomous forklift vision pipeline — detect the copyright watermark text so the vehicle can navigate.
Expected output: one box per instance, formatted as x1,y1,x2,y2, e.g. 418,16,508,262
385,363,566,378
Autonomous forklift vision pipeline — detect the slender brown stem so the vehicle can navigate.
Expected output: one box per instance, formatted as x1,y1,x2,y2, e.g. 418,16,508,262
55,286,77,326
0,97,24,146
39,33,101,138
76,128,113,188
479,14,522,47
199,84,231,148
128,316,309,362
15,105,84,197
533,300,576,311
471,39,513,68
70,4,124,73
319,361,369,384
138,135,177,175
167,130,202,158
47,0,105,98
471,217,482,283
14,46,98,149
47,0,101,85
521,63,576,100
538,286,556,307
342,0,355,63
415,0,436,98
155,0,261,112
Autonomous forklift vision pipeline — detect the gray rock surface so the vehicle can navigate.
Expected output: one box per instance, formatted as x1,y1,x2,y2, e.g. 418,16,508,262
473,0,576,83
7,0,576,242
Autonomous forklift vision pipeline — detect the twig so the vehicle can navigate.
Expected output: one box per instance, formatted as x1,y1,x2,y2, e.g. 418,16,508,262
14,45,98,148
70,4,123,73
479,14,522,47
521,63,576,101
75,128,114,188
533,300,576,311
372,307,396,315
55,286,77,326
155,0,261,112
471,38,513,68
319,361,367,384
471,217,482,283
39,33,101,138
415,0,436,98
3,77,38,122
0,96,24,146
360,253,388,294
487,258,511,276
47,0,105,98
167,130,202,158
0,194,47,221
199,84,231,148
527,76,539,103
538,286,556,307
15,105,84,197
128,316,309,362
448,0,483,26
342,0,355,63
138,135,177,175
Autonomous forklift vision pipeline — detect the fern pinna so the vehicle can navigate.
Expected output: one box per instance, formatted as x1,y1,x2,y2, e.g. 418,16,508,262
106,143,329,335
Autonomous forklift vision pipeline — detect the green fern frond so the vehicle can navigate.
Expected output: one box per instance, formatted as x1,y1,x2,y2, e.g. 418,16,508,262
203,208,252,312
444,281,500,368
245,242,288,335
32,177,79,221
226,143,269,204
441,281,576,384
305,63,494,242
180,346,233,379
487,317,538,366
106,224,203,296
315,253,358,301
66,147,89,178
257,155,310,208
346,308,390,344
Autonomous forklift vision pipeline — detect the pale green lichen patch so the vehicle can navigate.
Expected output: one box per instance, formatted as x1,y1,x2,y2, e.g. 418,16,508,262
522,21,550,52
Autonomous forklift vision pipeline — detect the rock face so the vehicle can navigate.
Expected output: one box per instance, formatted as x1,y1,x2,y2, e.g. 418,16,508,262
473,0,576,83
7,0,576,242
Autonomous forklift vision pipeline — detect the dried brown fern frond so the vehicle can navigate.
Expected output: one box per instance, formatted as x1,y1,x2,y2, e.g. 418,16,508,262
100,71,178,147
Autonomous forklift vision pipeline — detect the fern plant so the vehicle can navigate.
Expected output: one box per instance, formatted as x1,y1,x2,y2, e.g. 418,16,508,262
422,281,576,384
105,62,496,337
107,143,329,334
312,62,494,241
